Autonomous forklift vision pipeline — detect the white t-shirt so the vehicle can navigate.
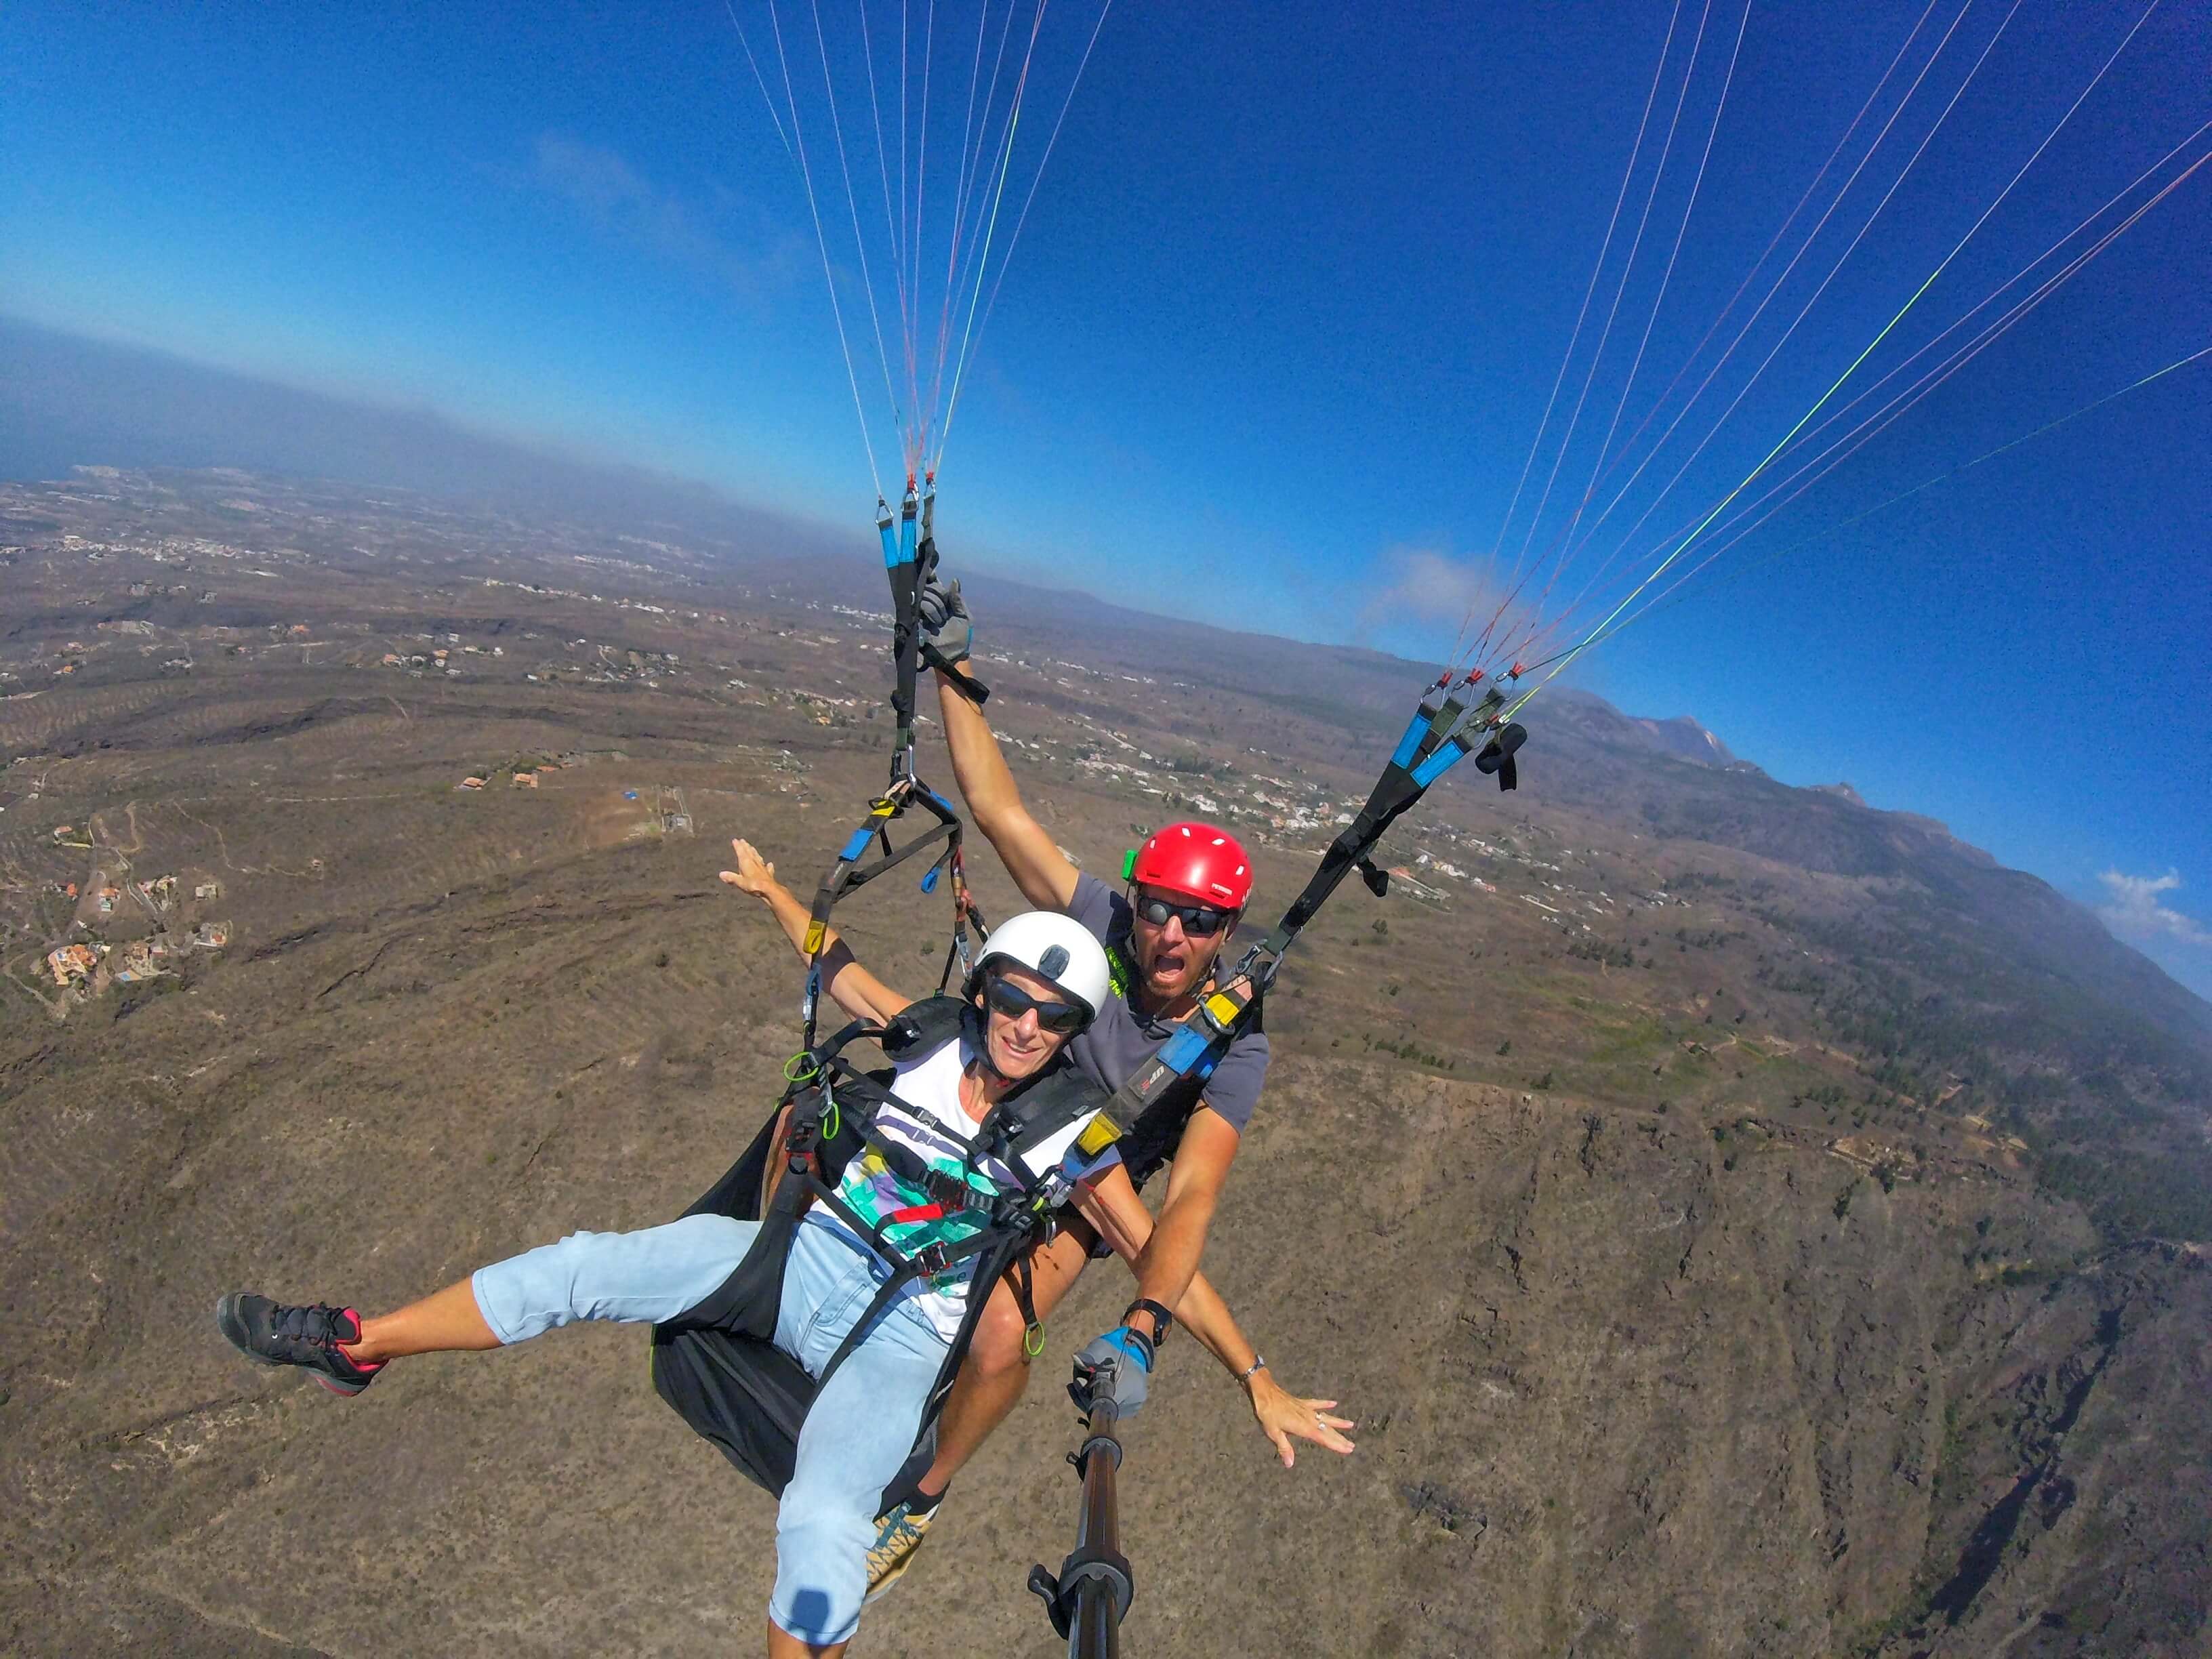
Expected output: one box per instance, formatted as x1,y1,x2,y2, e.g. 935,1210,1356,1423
813,1035,1109,1342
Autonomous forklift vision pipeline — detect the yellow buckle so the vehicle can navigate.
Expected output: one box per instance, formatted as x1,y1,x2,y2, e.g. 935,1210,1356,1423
1075,1113,1124,1158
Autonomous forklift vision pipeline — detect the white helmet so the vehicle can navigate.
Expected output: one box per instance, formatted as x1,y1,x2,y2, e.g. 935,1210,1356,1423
970,910,1113,1027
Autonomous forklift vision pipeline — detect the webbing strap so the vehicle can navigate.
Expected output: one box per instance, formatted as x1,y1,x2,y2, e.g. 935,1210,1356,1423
811,1217,1019,1386
799,779,966,1048
796,488,991,1050
1092,682,1528,1155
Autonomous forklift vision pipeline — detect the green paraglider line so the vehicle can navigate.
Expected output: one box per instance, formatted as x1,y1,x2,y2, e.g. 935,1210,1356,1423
1500,0,2166,726
1502,258,1957,724
1508,344,2212,681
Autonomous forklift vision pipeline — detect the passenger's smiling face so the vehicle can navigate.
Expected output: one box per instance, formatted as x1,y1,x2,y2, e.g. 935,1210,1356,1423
976,963,1086,1078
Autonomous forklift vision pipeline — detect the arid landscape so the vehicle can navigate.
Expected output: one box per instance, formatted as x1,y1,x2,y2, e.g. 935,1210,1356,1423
2,468,2206,1656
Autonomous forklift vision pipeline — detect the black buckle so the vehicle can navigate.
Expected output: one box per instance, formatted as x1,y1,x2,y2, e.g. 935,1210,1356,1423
925,1168,977,1213
913,1242,955,1275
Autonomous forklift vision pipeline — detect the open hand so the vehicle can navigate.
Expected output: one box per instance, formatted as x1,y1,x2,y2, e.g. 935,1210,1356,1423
1249,1372,1356,1469
719,838,781,899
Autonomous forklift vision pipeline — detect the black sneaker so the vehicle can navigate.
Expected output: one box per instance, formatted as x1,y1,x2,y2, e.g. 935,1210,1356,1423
216,1294,385,1395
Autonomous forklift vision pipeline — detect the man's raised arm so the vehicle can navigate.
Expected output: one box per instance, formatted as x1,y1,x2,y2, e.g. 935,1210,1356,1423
924,578,1081,912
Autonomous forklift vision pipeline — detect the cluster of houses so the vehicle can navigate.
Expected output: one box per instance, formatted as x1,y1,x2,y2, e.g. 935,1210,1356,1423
44,920,228,994
384,642,505,678
457,756,567,792
39,863,230,1002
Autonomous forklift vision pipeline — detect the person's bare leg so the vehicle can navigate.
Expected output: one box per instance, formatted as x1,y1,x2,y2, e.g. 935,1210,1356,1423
916,1222,1096,1499
766,1619,845,1658
346,1279,500,1363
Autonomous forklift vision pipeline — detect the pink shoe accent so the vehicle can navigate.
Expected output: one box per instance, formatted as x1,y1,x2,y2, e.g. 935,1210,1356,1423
333,1308,385,1376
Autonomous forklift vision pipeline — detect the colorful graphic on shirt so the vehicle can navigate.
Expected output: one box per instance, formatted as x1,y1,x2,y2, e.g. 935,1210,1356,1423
831,1141,999,1294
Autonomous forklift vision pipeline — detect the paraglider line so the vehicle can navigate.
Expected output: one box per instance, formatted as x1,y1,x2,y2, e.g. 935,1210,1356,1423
933,0,1057,474
1514,344,2212,676
1613,140,2212,631
856,0,918,435
722,0,796,157
1521,110,2211,672
1506,0,2172,729
927,0,1027,457
1570,0,1946,537
1464,0,1687,670
1523,0,1993,660
808,0,908,457
766,0,886,500
1529,0,2165,677
1688,114,2212,579
1514,0,1713,600
960,0,1116,459
1551,0,1749,601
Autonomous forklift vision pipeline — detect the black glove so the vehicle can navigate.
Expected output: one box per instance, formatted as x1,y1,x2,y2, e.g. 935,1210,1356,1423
916,575,972,670
1069,1326,1153,1420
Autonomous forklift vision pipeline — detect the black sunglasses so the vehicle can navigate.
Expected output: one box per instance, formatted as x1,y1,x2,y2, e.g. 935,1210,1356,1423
982,972,1091,1036
1132,892,1233,937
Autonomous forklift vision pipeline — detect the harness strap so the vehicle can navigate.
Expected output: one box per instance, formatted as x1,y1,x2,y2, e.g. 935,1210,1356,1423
1011,1250,1046,1357
811,1224,1012,1387
798,483,994,1049
798,780,966,1047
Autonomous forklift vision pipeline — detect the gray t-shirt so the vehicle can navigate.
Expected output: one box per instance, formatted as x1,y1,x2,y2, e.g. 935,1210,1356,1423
1063,872,1271,1140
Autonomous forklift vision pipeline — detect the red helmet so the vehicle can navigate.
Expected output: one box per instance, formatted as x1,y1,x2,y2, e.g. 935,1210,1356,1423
1126,821,1253,909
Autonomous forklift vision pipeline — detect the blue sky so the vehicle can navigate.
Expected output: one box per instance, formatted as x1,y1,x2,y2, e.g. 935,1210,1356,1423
4,1,2209,995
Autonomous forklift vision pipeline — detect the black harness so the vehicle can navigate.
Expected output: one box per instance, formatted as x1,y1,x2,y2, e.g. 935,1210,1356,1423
649,996,1113,1501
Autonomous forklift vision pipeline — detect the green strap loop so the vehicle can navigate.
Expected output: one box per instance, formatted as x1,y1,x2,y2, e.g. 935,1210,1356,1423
1024,1321,1046,1358
783,1050,821,1083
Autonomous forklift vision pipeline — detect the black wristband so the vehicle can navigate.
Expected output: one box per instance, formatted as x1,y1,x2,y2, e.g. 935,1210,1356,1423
1123,1326,1155,1371
1123,1298,1175,1345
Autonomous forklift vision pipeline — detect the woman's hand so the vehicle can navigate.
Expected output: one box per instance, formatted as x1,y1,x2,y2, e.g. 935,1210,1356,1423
1248,1370,1356,1469
719,838,781,900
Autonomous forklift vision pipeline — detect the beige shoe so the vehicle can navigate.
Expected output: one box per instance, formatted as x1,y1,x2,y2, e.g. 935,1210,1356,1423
863,1497,941,1604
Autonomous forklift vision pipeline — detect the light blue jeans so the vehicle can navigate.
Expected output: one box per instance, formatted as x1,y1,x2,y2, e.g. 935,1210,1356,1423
472,1211,947,1646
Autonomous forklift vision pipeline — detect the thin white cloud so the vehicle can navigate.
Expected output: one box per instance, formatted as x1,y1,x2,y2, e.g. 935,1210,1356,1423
528,134,801,297
1357,546,1510,641
2097,869,2212,949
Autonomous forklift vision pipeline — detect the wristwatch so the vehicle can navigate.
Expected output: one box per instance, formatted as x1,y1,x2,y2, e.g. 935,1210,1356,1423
1235,1353,1267,1383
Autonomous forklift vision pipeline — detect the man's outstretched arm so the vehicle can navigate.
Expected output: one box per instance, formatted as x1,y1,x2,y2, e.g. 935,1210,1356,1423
930,628,1080,912
1075,1158,1357,1468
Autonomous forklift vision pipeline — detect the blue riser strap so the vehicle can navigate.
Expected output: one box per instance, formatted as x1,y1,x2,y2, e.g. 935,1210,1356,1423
1410,738,1469,790
838,826,878,861
878,517,900,570
1389,710,1430,770
1155,1025,1214,1076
